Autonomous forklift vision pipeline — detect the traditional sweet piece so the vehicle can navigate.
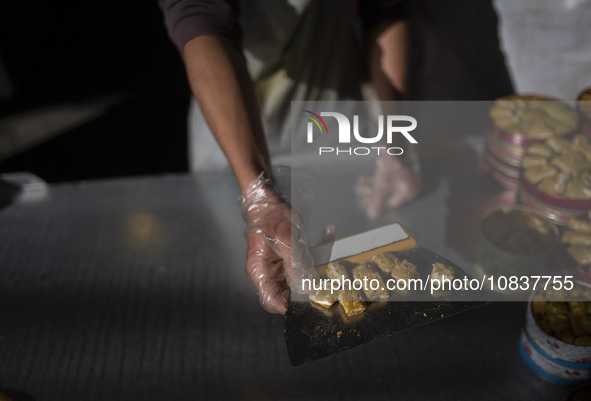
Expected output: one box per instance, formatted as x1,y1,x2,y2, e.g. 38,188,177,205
309,288,337,308
522,135,591,199
371,252,400,275
489,95,577,139
352,263,389,301
430,262,454,285
391,259,420,284
531,285,591,346
326,261,366,315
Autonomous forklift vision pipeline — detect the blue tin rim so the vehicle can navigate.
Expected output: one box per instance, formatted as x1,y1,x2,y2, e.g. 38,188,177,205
525,330,591,370
519,337,585,386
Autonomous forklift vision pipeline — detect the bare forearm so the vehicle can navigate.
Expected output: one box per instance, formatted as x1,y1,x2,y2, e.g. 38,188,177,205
368,21,407,101
183,36,270,191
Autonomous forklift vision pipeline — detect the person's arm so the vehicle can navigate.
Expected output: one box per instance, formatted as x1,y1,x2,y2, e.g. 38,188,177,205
367,20,407,101
183,37,317,314
183,35,269,191
361,0,408,100
159,0,318,314
159,0,264,189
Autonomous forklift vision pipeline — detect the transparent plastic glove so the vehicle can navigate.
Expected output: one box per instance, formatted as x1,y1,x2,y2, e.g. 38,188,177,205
240,171,319,314
356,153,420,220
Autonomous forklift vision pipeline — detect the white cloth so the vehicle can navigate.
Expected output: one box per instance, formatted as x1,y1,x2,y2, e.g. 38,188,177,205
494,0,591,100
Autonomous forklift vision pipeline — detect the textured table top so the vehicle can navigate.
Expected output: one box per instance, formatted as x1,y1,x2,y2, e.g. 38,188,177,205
0,158,572,400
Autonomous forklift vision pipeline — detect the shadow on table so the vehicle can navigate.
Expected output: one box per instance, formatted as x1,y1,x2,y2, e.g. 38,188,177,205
0,387,36,401
0,179,19,212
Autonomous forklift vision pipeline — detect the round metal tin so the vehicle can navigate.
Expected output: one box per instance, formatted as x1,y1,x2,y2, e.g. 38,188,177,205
477,205,559,278
484,150,521,179
481,158,519,190
519,173,591,211
520,331,591,385
486,134,524,167
525,295,591,366
489,120,535,148
517,186,577,226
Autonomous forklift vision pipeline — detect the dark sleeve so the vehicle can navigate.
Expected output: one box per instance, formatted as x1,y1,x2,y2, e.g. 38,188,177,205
158,0,242,53
360,0,405,30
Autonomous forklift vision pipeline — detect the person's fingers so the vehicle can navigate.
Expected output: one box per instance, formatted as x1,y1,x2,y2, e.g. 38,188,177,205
386,190,408,209
247,260,288,314
245,235,288,314
386,172,420,209
366,182,387,220
320,224,336,245
258,279,288,314
356,175,376,199
367,201,382,220
276,223,318,293
282,243,317,293
357,175,386,218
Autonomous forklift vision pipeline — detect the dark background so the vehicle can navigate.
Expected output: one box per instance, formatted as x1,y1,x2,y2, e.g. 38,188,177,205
0,0,513,183
0,0,190,182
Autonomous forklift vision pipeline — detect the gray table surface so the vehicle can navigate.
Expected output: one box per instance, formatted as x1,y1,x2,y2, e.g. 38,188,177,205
0,137,574,400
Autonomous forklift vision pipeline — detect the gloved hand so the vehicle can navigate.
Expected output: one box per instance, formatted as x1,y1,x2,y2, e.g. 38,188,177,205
240,171,319,314
356,153,420,220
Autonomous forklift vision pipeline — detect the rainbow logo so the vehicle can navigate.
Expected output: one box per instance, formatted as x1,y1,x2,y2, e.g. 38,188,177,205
302,110,328,135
